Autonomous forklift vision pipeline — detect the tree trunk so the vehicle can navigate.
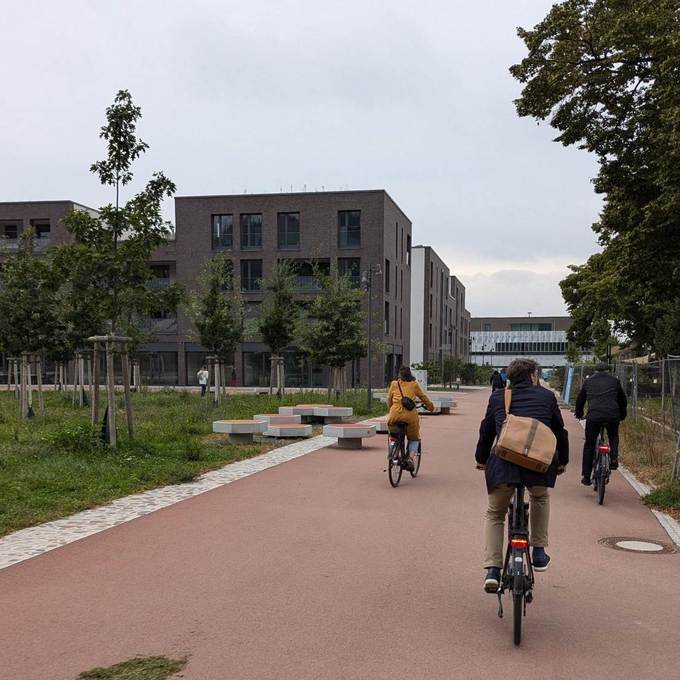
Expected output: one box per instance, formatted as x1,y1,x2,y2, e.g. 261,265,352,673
92,343,100,426
36,357,45,417
269,356,276,396
20,354,28,419
78,353,86,407
26,356,34,418
105,339,117,447
213,360,221,406
121,343,134,439
72,356,79,405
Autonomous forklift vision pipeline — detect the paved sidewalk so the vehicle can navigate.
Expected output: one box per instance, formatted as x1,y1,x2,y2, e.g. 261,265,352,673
1,389,679,680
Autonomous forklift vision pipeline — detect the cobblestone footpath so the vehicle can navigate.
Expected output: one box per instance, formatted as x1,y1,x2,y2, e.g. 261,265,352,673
0,435,336,570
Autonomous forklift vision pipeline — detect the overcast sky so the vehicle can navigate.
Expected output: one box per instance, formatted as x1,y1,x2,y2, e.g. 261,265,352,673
1,0,601,317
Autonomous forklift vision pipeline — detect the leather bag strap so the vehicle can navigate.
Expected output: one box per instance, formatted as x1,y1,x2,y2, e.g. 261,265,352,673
504,386,512,416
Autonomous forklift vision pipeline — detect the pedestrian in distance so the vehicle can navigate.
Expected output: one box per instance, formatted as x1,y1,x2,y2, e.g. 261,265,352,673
475,358,569,592
574,362,627,485
490,370,504,391
500,367,508,387
197,365,209,397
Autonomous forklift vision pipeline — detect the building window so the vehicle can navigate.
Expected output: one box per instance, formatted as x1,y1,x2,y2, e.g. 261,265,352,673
338,210,361,248
430,294,433,318
31,220,51,239
212,214,233,249
406,234,411,267
240,259,263,291
240,214,263,249
338,257,361,287
400,270,403,301
277,212,300,249
430,262,433,287
484,323,491,332
1,223,19,240
395,223,398,260
384,259,390,294
384,302,390,336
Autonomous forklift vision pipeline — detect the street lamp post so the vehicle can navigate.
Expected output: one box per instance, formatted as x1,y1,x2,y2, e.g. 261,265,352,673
362,264,382,411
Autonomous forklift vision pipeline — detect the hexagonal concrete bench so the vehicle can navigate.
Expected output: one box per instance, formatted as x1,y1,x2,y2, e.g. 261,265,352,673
323,423,377,449
254,413,303,425
313,406,353,423
278,404,333,423
430,397,457,414
262,423,313,438
367,416,389,433
213,419,266,444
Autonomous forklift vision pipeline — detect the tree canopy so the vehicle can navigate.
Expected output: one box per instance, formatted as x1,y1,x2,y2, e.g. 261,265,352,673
511,0,680,353
258,261,297,356
61,90,182,342
188,254,243,360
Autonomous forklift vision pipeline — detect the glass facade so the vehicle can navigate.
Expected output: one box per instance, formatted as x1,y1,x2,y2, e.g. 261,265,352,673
277,212,300,249
338,257,361,287
240,259,263,291
240,214,263,249
338,210,361,248
212,214,233,249
138,351,178,386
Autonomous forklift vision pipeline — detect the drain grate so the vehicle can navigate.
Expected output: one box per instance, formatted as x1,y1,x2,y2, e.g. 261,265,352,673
599,536,677,554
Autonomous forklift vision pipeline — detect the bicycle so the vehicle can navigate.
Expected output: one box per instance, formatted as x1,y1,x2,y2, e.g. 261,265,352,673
387,422,421,488
496,484,535,646
592,426,610,505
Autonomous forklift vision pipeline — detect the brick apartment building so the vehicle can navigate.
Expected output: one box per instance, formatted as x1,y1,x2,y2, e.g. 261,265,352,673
166,189,412,387
409,246,470,367
0,192,413,388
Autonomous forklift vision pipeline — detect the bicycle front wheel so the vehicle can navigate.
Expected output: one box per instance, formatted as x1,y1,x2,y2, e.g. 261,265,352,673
409,444,421,478
513,593,523,645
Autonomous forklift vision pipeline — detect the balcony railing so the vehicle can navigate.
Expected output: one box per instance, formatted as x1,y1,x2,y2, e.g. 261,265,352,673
147,277,171,289
294,275,323,291
0,236,51,252
141,316,178,334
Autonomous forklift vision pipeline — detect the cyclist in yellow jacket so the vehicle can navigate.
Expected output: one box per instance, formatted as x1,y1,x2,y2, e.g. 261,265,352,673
387,366,435,467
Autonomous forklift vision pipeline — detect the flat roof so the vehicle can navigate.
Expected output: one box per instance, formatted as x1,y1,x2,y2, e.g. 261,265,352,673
0,200,98,212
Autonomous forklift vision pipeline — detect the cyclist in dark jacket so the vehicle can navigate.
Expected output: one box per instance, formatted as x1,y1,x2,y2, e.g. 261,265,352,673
475,358,569,592
574,362,627,485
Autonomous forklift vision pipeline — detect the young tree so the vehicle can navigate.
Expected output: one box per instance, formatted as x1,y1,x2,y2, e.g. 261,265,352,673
0,230,64,417
61,90,181,337
58,89,182,442
297,273,366,397
258,261,297,397
511,1,680,352
188,254,243,404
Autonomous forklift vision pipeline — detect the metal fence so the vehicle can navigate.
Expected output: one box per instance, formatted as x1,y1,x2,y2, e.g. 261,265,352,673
560,357,680,481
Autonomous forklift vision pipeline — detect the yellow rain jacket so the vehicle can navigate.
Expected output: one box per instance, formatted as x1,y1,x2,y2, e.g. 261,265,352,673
387,379,435,440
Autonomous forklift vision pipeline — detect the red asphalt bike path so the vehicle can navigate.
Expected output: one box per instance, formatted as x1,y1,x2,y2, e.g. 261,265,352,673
1,388,679,679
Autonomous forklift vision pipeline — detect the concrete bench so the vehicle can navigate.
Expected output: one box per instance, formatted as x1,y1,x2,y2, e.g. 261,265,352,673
254,413,303,425
262,423,313,438
278,404,333,422
213,419,266,444
367,416,389,433
323,423,377,449
313,406,353,423
430,397,456,414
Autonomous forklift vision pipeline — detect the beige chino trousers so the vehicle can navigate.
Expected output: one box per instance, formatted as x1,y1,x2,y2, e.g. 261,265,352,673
484,484,549,568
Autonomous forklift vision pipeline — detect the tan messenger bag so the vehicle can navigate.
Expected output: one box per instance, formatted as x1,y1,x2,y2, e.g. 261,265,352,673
495,387,557,473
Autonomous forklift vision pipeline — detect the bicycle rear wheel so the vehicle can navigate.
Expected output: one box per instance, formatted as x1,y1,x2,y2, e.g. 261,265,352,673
513,592,523,646
597,468,606,505
388,441,403,488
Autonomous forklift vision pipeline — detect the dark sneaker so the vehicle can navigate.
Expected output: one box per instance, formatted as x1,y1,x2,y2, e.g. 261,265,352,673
610,457,619,470
484,567,501,593
532,547,551,572
581,475,591,486
403,457,415,472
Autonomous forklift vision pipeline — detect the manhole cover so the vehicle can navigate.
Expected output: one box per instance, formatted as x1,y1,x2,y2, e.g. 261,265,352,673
599,536,676,554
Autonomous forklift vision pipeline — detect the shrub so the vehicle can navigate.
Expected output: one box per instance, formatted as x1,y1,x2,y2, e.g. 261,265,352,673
43,424,103,454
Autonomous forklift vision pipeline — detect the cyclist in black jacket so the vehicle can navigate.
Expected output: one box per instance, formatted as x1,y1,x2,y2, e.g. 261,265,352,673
574,363,628,485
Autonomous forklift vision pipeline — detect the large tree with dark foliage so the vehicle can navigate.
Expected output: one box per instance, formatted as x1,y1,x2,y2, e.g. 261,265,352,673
511,0,680,354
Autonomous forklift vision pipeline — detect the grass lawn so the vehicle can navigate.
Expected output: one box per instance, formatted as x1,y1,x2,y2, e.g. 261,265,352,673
0,388,385,537
77,656,186,680
619,416,680,520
